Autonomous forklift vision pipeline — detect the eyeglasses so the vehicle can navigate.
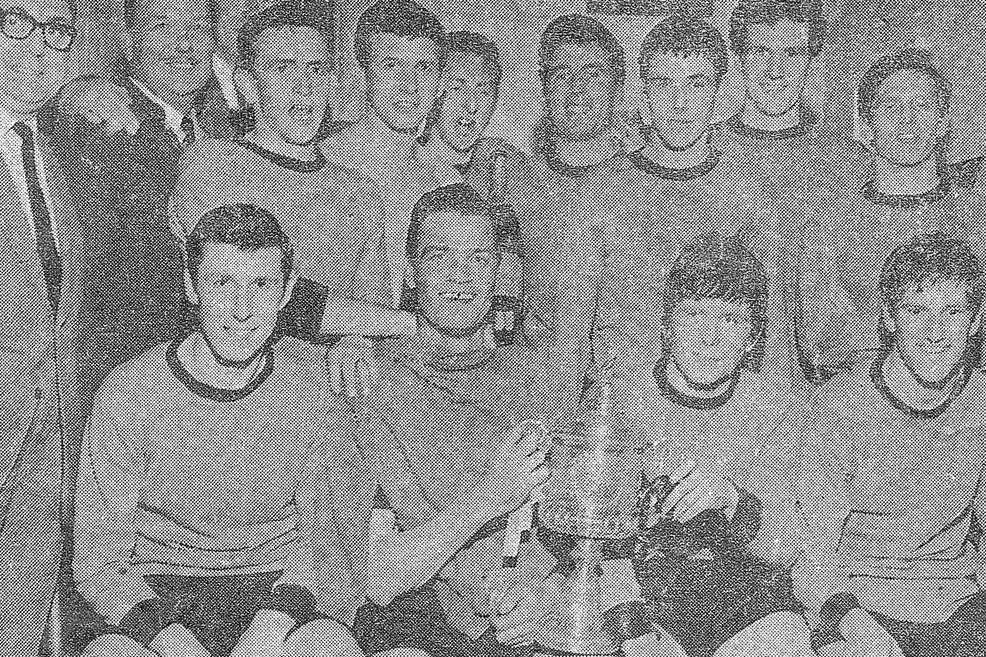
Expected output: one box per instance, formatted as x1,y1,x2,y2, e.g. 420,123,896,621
1,7,76,52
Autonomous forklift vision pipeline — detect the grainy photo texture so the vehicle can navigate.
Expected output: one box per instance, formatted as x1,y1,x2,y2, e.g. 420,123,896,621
0,0,983,655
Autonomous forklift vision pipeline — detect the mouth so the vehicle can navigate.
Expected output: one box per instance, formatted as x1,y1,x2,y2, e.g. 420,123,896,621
393,99,420,113
225,325,259,341
288,104,316,123
163,57,201,70
457,117,477,132
442,291,477,303
897,134,921,145
761,83,788,93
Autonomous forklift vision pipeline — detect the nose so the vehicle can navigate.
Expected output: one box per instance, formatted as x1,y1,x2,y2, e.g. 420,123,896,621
294,69,313,97
699,319,721,346
671,85,688,112
465,90,479,116
233,288,254,322
175,29,193,53
397,64,418,95
766,51,784,80
448,256,473,284
27,26,45,58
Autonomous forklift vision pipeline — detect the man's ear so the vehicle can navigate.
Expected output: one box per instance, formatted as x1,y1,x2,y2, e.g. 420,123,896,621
970,304,983,336
184,267,200,306
122,29,137,67
234,66,260,105
280,272,298,311
881,303,897,335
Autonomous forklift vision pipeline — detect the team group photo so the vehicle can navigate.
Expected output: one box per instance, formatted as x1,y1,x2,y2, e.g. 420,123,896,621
0,0,983,655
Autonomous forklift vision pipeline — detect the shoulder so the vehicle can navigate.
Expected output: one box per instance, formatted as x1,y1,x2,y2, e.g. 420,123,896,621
810,358,879,424
93,342,173,415
179,137,245,169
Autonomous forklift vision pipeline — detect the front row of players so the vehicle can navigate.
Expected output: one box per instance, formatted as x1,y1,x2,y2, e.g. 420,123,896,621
72,187,986,657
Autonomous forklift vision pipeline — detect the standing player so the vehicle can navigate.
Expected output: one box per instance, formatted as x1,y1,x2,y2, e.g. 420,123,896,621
530,14,626,188
797,49,984,379
169,1,417,353
581,14,792,390
796,232,986,657
53,0,242,398
321,0,460,304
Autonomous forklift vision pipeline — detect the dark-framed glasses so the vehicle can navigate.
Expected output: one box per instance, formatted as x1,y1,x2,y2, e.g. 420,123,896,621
1,7,76,52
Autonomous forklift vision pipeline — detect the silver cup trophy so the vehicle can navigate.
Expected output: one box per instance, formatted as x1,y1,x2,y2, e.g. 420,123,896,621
534,381,643,655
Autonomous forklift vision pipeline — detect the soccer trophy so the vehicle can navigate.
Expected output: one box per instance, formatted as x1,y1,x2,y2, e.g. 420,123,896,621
533,380,644,655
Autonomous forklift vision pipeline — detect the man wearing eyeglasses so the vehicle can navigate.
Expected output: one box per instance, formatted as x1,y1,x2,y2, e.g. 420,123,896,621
0,0,83,655
50,0,242,402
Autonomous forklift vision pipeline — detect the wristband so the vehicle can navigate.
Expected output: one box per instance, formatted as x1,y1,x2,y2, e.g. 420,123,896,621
602,599,652,644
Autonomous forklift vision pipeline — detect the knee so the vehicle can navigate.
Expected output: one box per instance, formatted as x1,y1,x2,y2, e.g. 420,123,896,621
285,618,364,657
81,633,155,657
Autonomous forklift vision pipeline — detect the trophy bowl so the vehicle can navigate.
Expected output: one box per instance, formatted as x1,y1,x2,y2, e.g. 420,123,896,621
533,395,643,656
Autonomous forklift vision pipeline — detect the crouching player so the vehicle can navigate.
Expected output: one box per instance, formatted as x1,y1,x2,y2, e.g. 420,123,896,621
623,234,810,657
71,204,427,657
797,232,986,657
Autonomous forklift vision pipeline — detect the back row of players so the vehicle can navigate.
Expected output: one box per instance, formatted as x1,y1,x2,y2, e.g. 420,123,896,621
20,0,986,655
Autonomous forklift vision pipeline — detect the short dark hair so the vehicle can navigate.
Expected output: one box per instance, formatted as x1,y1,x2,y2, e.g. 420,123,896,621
124,0,215,31
236,0,333,71
406,183,495,266
879,231,983,319
728,0,825,59
858,48,951,126
662,232,769,370
354,0,448,71
639,14,728,84
448,31,503,87
538,14,625,92
186,204,294,286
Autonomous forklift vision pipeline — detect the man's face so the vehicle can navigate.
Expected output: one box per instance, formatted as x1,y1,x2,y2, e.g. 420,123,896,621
130,0,215,102
437,50,498,153
414,210,497,337
192,243,289,367
888,279,978,387
740,19,813,119
0,0,72,115
543,43,618,142
643,53,718,151
246,25,332,146
668,296,753,388
869,69,946,167
365,33,442,133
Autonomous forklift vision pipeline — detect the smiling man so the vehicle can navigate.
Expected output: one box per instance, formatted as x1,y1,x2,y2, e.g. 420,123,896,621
170,0,417,354
50,0,242,399
616,233,806,657
796,49,985,380
347,184,573,657
577,14,794,390
797,231,986,657
73,204,380,657
322,0,460,304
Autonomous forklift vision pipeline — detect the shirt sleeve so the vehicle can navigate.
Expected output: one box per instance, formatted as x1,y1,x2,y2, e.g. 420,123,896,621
791,399,855,627
270,408,375,626
344,174,394,309
167,141,226,243
72,379,160,629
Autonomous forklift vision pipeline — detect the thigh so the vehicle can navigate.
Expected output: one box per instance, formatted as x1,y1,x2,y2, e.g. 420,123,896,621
81,633,156,657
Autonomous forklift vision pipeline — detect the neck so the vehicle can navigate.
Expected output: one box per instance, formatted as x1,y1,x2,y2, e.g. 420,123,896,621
416,317,488,359
182,331,266,390
245,127,319,161
873,155,941,196
642,134,711,170
142,77,197,116
881,348,956,410
665,357,734,399
553,132,616,168
740,101,802,133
